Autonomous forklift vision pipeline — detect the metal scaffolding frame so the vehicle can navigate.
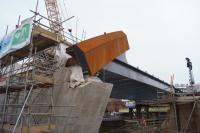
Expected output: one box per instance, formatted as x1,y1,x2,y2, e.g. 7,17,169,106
0,16,74,133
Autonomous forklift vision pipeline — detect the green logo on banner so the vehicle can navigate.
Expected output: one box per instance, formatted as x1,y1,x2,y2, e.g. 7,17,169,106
12,23,31,45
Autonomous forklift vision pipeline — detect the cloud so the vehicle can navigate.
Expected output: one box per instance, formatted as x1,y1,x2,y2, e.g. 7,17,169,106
0,0,200,84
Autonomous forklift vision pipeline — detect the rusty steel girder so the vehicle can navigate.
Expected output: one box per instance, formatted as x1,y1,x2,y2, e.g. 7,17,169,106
66,31,129,75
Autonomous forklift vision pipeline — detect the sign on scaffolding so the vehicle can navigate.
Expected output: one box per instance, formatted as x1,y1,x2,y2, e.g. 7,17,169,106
0,18,33,59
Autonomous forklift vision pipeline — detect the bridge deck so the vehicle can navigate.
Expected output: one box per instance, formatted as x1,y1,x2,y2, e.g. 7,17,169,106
100,59,170,101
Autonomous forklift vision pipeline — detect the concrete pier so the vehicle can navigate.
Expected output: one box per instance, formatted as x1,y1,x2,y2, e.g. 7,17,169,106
53,67,113,133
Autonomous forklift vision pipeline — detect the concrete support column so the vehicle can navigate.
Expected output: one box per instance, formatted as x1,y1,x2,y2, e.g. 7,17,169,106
53,67,113,133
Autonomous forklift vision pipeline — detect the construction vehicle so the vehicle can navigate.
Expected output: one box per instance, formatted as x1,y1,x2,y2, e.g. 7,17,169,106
185,57,195,86
185,57,197,96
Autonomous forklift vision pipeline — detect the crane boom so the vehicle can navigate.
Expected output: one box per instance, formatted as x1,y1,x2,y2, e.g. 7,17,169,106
44,0,64,35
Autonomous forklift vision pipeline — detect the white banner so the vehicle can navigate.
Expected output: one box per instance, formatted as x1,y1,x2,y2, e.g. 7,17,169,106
0,18,33,59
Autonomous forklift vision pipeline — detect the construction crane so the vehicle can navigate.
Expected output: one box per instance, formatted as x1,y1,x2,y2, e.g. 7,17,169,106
185,57,195,86
44,0,64,39
44,0,75,42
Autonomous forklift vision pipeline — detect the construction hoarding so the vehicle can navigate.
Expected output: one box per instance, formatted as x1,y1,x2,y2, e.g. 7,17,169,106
0,18,33,58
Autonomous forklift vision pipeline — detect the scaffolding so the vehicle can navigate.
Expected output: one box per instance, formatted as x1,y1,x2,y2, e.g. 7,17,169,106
0,14,75,133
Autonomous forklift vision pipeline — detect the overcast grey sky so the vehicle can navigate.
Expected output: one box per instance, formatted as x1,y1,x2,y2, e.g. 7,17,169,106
0,0,200,84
